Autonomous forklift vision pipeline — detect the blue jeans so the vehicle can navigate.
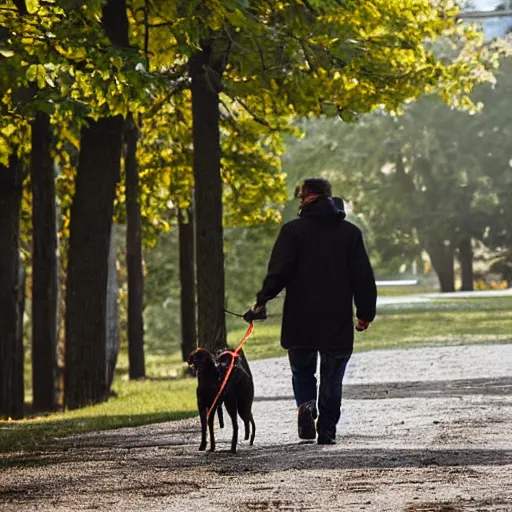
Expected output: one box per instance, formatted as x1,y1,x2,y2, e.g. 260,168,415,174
288,348,351,438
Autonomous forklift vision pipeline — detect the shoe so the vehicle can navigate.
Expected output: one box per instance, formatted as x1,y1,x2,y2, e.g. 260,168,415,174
317,435,336,445
298,402,317,440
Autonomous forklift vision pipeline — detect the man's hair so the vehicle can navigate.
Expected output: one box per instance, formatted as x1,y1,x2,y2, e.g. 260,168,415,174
302,178,332,197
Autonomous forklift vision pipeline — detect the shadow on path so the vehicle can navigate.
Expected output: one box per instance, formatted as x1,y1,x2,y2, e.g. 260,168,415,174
255,376,512,402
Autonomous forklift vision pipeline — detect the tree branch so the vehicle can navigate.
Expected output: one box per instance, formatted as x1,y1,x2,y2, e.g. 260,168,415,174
299,39,316,72
145,77,190,118
219,97,238,130
223,27,253,54
233,96,276,130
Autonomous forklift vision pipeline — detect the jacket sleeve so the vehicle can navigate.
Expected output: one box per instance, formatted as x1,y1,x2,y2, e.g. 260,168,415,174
349,230,377,322
256,224,299,306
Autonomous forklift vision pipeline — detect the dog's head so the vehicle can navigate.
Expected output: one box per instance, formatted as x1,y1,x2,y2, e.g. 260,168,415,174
187,348,216,377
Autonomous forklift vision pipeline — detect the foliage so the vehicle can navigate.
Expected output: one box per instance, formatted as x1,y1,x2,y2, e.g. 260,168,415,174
123,0,506,248
217,0,499,116
141,219,280,354
280,56,512,278
130,90,289,247
3,0,504,246
2,0,510,410
0,0,159,164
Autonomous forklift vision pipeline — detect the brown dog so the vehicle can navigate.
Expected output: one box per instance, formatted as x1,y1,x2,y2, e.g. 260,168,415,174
187,348,225,452
188,347,256,453
216,347,256,453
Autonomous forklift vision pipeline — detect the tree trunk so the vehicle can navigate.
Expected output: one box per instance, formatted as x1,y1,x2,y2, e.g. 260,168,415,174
426,239,455,292
64,116,123,409
106,223,120,391
189,45,227,353
178,207,197,361
31,111,58,412
16,262,26,415
125,119,145,379
0,155,24,419
64,0,128,409
458,237,474,292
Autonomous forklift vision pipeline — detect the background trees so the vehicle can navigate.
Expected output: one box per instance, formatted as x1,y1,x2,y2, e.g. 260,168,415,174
280,56,512,292
0,0,506,417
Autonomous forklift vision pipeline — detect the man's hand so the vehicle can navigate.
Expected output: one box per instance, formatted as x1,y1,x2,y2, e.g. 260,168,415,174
243,305,267,324
355,319,371,332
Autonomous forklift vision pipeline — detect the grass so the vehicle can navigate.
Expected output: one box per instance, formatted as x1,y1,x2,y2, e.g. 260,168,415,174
2,295,511,457
374,284,438,297
0,378,197,457
232,296,512,359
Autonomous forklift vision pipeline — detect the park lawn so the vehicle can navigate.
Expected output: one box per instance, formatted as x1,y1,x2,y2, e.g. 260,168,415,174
0,377,197,459
233,296,512,360
2,295,511,458
373,284,438,297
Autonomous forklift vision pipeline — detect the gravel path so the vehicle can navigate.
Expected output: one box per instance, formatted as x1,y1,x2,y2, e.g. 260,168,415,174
1,343,511,511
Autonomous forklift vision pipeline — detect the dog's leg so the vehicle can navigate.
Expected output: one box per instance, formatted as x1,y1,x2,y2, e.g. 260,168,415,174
208,406,216,452
241,412,255,444
199,407,207,451
217,403,224,429
237,395,255,444
225,400,238,453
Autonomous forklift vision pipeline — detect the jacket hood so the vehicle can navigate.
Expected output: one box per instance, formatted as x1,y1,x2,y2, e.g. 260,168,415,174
299,196,346,222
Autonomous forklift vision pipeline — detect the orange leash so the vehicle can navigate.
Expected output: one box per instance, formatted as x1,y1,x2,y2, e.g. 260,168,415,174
206,322,254,422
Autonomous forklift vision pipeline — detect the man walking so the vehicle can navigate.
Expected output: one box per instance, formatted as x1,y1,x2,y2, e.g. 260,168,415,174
244,178,377,444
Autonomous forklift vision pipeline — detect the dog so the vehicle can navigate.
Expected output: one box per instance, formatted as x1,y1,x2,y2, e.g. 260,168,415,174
216,347,256,453
188,346,256,453
187,348,225,452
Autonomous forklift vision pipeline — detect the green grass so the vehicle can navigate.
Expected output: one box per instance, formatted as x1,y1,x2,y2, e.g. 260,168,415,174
375,284,438,297
230,296,512,359
0,377,197,458
2,295,511,458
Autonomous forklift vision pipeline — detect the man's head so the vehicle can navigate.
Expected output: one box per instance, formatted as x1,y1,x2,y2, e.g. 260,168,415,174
295,178,332,206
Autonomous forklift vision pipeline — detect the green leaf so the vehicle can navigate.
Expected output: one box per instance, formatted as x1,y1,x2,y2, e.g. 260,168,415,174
26,64,38,82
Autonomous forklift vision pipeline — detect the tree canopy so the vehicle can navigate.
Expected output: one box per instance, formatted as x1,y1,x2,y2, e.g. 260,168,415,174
280,55,512,288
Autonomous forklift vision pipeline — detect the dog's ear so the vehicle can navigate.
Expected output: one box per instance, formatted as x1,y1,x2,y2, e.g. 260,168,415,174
187,350,198,377
187,349,197,366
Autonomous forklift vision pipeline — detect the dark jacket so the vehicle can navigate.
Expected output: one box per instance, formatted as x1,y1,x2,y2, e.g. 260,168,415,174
256,196,377,355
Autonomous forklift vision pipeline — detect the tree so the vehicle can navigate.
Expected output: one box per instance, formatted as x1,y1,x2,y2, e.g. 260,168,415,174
31,111,58,411
134,85,287,357
65,0,129,408
178,207,197,361
0,0,502,414
280,53,512,291
145,0,496,349
470,58,512,283
189,44,228,352
0,154,25,420
125,116,145,379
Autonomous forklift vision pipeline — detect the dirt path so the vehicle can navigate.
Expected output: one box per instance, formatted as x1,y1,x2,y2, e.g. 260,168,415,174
1,343,511,512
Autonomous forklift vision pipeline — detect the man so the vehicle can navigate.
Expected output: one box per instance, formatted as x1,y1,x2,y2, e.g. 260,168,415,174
244,178,377,445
